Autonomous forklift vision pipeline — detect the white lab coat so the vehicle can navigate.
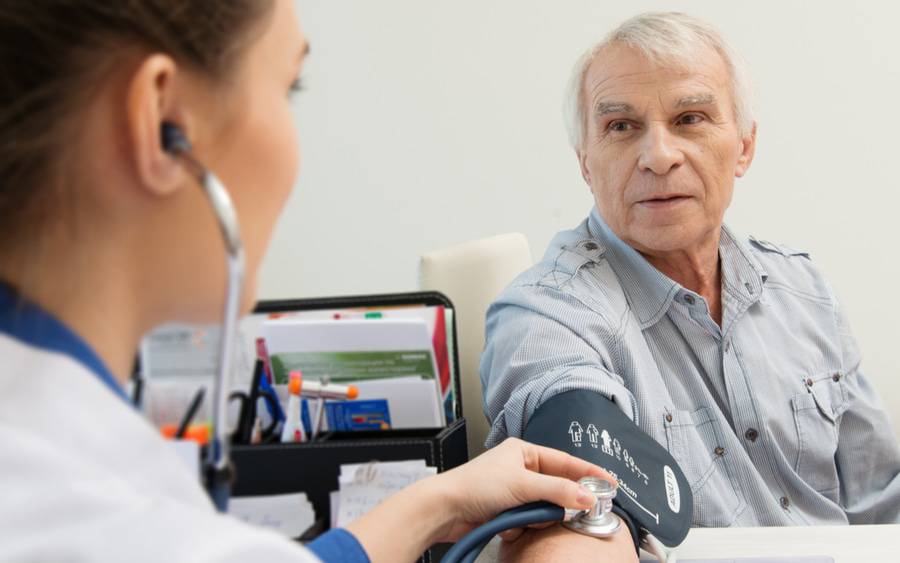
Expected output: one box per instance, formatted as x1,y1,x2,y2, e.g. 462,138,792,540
0,333,320,563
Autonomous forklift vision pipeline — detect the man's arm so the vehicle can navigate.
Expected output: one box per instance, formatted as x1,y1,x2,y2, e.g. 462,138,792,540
832,297,900,523
499,524,638,563
480,286,651,560
480,284,637,447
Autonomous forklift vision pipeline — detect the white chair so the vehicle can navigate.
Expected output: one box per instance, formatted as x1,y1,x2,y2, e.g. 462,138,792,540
419,233,533,458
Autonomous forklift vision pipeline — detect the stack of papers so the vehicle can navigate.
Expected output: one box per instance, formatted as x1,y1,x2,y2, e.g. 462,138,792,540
331,460,437,528
139,301,458,434
228,492,316,539
262,316,446,430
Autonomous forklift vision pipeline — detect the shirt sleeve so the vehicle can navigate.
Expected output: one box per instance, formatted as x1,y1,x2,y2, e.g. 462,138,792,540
480,283,637,448
306,529,370,563
831,296,900,524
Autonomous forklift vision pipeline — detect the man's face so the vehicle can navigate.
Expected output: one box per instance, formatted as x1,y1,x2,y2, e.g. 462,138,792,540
578,44,755,256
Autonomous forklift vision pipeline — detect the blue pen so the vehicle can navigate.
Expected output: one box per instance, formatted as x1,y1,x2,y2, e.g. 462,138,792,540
301,399,313,437
258,372,285,428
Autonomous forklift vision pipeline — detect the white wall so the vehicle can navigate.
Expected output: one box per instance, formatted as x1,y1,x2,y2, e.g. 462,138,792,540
261,1,900,431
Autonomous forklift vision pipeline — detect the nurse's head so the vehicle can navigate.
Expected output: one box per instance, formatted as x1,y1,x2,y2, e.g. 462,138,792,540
0,1,307,375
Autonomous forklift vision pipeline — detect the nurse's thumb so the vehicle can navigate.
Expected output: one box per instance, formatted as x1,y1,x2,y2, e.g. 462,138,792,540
525,473,597,511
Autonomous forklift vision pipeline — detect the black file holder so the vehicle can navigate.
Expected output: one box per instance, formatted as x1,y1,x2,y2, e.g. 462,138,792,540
229,291,469,562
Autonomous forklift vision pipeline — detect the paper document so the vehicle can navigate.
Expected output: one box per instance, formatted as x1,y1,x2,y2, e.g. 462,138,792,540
263,318,445,428
228,492,316,539
334,460,437,527
140,301,458,434
262,304,458,422
349,376,444,428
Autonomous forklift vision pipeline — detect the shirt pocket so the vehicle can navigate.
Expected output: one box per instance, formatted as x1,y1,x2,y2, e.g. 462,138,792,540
791,372,847,497
664,406,746,527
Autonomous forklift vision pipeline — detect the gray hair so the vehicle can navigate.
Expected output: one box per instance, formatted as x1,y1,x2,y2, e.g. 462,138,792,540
563,12,754,150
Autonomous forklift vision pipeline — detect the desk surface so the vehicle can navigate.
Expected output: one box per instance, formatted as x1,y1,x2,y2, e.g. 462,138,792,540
673,524,900,562
478,524,900,562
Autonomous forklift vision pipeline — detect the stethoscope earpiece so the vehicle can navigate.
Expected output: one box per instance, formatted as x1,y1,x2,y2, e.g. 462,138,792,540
161,122,192,155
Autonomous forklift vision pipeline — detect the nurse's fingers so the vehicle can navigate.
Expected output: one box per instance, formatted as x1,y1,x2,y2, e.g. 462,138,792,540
521,471,598,510
518,439,616,485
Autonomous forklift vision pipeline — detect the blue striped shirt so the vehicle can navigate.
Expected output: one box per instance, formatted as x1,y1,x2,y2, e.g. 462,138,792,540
481,208,900,526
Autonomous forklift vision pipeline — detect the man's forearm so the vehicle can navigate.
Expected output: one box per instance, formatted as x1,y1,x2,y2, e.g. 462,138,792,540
499,523,638,562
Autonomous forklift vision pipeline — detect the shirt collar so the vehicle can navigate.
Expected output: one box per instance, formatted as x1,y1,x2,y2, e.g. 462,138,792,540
0,282,128,401
586,208,767,329
718,225,768,335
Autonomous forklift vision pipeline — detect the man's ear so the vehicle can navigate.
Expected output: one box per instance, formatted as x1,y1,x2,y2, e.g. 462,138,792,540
577,149,592,187
126,54,191,197
735,121,757,178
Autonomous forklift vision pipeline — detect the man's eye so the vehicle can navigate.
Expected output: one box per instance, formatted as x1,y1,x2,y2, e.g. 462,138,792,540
677,113,704,125
608,121,633,132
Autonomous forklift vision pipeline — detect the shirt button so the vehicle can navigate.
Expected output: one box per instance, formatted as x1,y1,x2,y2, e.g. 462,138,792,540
832,373,842,382
744,428,759,442
805,378,814,387
714,446,725,457
683,294,696,305
724,340,732,353
584,242,598,251
780,496,791,510
665,413,673,423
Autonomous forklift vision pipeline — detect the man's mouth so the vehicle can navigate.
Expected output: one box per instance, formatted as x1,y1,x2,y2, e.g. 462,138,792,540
637,194,692,208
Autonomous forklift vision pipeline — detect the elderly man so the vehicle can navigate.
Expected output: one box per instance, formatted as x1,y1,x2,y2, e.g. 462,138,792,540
481,10,900,560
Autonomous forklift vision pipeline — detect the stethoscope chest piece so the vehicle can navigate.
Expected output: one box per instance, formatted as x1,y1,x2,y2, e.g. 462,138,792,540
563,476,621,538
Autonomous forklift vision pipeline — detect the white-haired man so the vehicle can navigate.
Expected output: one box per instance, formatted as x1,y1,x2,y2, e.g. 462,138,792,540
481,11,900,560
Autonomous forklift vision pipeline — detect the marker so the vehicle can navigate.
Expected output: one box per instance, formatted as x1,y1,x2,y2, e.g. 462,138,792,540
298,377,359,400
287,370,359,440
280,371,307,443
255,338,274,384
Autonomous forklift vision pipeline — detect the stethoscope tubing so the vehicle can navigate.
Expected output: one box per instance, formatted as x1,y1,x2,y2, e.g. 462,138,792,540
440,502,565,563
164,124,245,513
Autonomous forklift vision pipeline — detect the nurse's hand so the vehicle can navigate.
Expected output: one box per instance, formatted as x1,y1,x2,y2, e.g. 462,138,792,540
346,437,616,563
438,437,615,541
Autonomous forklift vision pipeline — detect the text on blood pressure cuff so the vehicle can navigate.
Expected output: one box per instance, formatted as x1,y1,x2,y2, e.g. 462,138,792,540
522,390,692,546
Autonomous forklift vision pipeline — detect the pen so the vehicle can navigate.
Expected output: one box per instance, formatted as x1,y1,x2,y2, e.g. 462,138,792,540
176,387,205,439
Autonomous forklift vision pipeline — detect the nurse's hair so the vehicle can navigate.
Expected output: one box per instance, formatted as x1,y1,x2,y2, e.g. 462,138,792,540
0,0,273,259
563,12,754,150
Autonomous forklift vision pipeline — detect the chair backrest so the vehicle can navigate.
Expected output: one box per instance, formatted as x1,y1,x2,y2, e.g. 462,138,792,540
419,233,532,458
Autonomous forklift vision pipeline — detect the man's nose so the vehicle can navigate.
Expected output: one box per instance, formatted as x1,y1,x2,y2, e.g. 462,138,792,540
637,124,684,175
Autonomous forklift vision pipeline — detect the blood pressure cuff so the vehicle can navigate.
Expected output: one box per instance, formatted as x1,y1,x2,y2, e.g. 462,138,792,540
522,390,693,547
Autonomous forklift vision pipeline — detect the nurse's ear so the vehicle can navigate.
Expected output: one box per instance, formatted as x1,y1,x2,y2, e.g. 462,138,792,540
125,54,193,197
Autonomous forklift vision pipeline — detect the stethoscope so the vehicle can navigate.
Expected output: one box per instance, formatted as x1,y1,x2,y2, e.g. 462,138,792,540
161,122,243,512
160,122,680,561
441,477,677,563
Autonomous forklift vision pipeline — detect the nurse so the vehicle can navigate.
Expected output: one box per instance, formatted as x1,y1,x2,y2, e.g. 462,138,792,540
0,1,621,562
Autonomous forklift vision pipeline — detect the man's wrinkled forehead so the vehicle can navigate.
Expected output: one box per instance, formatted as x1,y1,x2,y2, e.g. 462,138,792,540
583,43,731,112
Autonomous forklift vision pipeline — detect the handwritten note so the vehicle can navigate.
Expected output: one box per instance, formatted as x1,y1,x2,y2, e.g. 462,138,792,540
229,492,316,539
335,460,436,527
